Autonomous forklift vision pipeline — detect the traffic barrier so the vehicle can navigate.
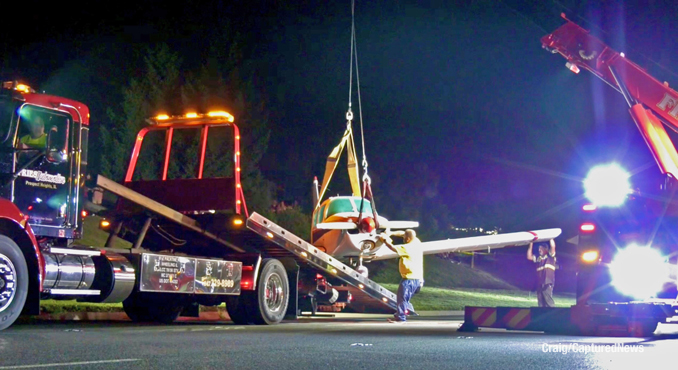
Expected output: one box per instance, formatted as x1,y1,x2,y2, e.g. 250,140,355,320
469,307,497,327
502,308,531,330
460,306,572,333
465,307,532,330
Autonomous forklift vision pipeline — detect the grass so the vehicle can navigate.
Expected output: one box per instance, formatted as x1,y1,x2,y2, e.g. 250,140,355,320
77,215,131,249
39,300,124,314
380,284,575,311
39,287,576,314
39,217,575,314
369,255,519,290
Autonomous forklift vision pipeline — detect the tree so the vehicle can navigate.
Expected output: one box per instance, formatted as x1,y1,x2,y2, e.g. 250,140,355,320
100,43,182,181
266,201,312,241
99,37,279,215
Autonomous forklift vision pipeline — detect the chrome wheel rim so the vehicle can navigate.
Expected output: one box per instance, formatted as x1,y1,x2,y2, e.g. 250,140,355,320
264,273,285,313
0,253,17,312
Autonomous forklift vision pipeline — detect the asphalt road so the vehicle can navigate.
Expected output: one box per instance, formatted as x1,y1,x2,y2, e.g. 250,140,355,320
2,314,678,370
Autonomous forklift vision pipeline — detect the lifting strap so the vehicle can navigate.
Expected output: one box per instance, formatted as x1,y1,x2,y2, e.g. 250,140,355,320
315,116,362,209
357,176,380,229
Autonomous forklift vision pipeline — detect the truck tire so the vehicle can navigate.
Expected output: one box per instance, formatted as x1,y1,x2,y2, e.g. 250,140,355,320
123,293,185,324
250,259,289,325
225,295,251,325
0,236,28,330
628,320,658,337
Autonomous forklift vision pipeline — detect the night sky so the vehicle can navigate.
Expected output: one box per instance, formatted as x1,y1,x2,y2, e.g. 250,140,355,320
3,0,678,245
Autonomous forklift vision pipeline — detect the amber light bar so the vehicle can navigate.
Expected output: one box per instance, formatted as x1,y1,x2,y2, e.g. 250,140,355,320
147,111,235,126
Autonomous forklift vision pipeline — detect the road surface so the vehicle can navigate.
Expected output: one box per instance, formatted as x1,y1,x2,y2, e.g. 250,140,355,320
2,314,677,369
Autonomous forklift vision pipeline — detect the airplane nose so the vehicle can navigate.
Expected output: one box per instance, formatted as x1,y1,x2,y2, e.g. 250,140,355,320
359,217,376,233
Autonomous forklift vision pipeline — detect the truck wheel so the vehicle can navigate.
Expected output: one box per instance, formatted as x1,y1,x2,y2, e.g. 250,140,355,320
250,259,289,325
628,320,658,337
122,294,153,322
225,295,251,325
0,236,28,330
123,293,185,324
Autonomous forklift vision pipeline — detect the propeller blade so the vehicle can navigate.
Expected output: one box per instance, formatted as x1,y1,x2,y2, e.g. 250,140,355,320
315,222,358,230
381,221,419,229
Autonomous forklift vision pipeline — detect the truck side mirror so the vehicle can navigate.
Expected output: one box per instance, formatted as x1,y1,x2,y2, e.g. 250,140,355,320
45,127,66,164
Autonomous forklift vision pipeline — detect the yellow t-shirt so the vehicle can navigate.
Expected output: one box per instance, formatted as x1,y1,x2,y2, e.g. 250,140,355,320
20,134,47,148
394,237,424,280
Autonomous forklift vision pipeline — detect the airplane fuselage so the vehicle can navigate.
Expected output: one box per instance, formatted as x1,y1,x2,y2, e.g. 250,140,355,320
311,196,384,258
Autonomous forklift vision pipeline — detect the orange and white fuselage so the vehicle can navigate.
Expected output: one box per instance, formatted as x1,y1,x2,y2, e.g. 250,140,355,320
311,196,562,261
311,196,386,258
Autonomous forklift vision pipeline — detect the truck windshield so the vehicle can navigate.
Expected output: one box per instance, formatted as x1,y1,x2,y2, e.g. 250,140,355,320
16,106,69,152
0,97,14,143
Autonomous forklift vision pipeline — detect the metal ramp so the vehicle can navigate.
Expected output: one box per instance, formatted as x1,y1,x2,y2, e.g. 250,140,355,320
247,212,397,311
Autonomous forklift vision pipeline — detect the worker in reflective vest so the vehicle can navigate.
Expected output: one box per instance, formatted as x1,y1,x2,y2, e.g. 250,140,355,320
527,239,556,307
379,229,424,323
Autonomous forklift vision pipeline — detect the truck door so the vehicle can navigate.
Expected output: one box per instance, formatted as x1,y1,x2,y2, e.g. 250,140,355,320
12,106,72,234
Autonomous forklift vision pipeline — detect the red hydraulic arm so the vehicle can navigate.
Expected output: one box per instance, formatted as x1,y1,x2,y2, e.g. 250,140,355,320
541,15,678,178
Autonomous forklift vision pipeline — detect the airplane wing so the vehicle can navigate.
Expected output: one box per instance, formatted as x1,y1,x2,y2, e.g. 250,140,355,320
380,220,419,229
370,228,562,260
317,220,419,230
315,222,357,230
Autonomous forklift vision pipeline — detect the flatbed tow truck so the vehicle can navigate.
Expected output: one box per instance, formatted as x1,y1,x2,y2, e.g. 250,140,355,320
0,81,402,330
460,16,678,337
0,76,564,330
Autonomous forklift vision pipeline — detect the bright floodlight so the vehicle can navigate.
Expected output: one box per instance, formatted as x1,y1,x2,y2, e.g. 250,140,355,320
609,245,670,300
583,164,630,207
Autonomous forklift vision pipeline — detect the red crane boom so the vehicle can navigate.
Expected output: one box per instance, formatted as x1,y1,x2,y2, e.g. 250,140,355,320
541,14,678,178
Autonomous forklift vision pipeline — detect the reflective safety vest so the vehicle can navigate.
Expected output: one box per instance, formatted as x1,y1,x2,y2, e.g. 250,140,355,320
394,238,424,280
20,134,46,148
533,252,556,285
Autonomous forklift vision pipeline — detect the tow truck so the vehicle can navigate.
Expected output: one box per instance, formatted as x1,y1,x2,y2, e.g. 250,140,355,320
0,81,406,330
0,74,566,330
459,16,678,337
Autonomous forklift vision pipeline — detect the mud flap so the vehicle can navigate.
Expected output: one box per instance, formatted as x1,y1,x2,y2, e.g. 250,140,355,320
279,258,299,320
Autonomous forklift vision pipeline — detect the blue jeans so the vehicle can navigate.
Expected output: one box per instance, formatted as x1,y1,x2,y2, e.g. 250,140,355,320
395,278,423,321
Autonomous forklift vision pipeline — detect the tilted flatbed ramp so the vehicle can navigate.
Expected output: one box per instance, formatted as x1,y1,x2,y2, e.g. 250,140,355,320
247,212,397,311
96,175,396,312
96,175,245,253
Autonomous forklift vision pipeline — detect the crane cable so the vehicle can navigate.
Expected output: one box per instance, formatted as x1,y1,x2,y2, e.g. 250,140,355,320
348,0,380,230
347,0,369,184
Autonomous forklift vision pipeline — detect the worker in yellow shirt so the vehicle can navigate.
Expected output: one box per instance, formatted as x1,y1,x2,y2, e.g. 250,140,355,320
19,116,47,149
379,229,424,323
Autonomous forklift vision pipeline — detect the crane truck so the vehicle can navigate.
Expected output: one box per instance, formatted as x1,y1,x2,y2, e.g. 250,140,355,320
460,16,678,337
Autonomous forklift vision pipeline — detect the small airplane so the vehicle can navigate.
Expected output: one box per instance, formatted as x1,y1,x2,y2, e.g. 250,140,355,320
310,118,561,274
311,194,562,263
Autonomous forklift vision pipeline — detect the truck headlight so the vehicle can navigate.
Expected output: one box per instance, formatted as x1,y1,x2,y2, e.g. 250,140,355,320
609,244,670,299
583,163,631,207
